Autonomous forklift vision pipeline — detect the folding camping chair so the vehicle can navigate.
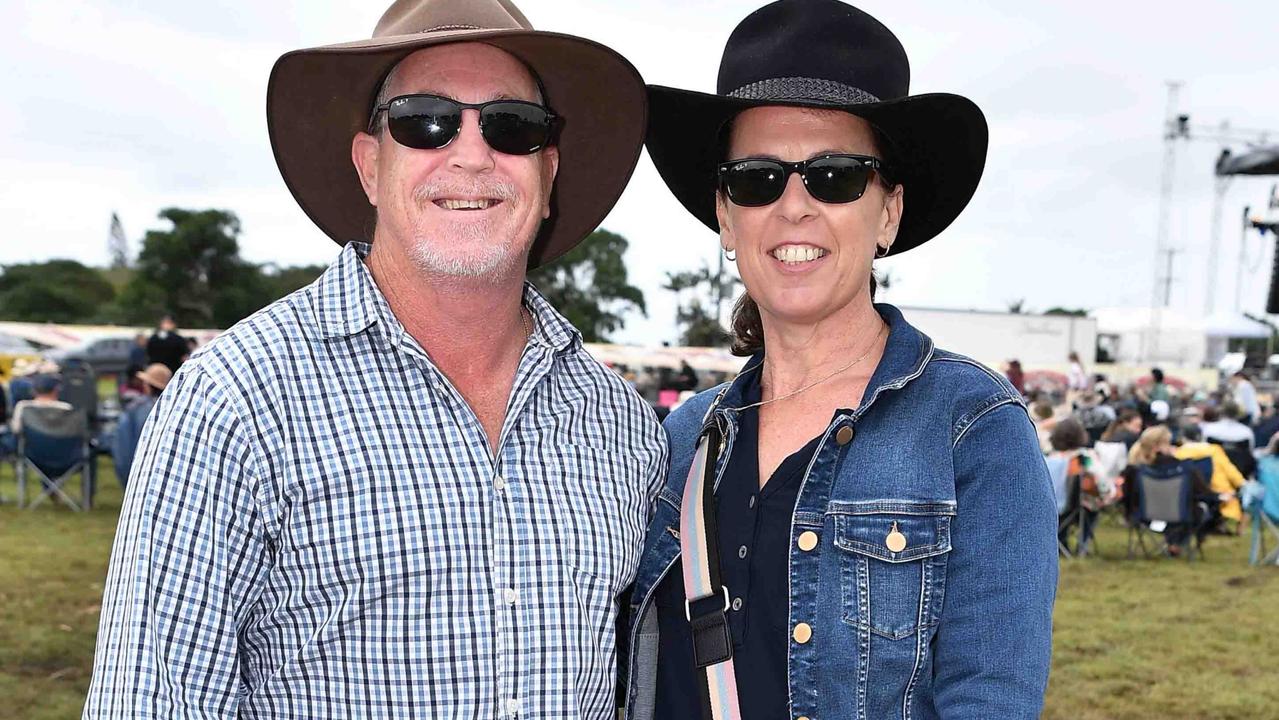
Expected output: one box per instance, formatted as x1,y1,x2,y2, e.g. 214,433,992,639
59,360,105,496
16,405,92,511
1048,453,1088,558
1248,457,1279,566
1127,459,1210,561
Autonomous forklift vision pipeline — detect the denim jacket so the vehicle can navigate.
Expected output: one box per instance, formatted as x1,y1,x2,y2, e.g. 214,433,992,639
623,304,1057,720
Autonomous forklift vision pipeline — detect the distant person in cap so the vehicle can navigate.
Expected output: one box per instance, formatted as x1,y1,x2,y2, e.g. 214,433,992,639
86,0,664,717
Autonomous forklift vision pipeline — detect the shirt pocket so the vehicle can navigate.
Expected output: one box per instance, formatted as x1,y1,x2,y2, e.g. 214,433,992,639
551,444,650,595
832,504,953,640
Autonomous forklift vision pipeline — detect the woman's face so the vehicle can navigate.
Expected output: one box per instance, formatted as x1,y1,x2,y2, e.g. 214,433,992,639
716,106,902,329
1125,416,1143,434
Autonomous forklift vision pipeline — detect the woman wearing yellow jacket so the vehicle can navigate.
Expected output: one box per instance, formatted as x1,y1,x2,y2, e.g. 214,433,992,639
1174,424,1246,522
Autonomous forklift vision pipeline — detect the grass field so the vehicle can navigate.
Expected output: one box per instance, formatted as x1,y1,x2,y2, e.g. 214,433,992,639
1,461,1277,719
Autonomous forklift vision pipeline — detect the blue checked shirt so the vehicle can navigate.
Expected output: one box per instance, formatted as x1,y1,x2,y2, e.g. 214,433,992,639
85,242,668,719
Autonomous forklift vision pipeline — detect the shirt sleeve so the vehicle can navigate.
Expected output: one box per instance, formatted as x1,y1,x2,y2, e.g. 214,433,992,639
932,401,1058,718
645,427,671,517
84,366,271,719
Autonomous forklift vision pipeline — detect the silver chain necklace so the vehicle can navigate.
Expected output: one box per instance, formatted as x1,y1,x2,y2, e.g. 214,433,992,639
728,321,887,413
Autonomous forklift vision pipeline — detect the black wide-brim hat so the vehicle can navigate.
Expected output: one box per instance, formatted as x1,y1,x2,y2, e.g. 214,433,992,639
646,0,988,257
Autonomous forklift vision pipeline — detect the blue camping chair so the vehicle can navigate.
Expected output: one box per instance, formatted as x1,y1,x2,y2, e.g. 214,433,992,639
1247,457,1279,566
1127,459,1210,561
16,405,92,511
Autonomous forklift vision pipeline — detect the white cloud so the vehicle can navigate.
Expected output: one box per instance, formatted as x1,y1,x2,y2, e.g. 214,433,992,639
3,0,1277,345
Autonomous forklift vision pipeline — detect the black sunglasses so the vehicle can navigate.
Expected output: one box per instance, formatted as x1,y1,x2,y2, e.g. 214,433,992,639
370,93,558,155
717,154,883,206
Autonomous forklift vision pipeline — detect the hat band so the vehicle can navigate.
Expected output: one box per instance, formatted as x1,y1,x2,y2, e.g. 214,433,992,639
727,77,881,105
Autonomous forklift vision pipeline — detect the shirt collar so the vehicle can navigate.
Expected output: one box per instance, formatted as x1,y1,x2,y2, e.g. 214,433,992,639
717,302,934,415
314,242,379,341
314,242,581,355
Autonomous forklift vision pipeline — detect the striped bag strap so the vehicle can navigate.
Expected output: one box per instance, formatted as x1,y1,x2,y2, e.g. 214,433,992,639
679,402,743,720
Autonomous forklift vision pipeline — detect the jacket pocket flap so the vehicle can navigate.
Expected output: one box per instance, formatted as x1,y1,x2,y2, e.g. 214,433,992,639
833,511,952,563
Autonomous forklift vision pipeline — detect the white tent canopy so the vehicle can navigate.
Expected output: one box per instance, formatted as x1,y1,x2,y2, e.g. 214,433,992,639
1091,306,1272,367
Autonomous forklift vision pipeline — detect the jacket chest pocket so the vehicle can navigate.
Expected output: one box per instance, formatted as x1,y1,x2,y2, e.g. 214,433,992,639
833,508,953,640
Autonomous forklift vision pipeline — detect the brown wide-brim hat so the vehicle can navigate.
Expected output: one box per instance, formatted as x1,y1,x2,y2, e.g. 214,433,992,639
267,0,647,268
135,363,173,392
646,0,988,257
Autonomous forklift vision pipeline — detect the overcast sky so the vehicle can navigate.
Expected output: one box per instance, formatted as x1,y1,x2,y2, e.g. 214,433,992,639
3,0,1277,344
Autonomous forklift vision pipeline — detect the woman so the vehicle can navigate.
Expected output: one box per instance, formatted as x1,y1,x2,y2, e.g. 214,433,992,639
622,2,1057,719
1048,418,1120,554
1100,408,1144,449
1123,425,1214,553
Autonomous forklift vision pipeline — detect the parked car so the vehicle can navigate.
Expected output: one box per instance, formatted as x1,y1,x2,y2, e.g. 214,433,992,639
44,336,136,376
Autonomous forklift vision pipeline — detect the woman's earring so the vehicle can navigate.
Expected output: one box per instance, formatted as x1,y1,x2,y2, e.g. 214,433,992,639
724,247,737,261
875,244,890,259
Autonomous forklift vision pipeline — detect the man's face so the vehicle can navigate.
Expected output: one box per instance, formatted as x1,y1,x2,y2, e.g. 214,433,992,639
352,43,559,280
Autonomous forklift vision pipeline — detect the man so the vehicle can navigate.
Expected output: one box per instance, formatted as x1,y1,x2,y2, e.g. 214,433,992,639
1229,370,1261,425
145,314,187,373
126,333,148,373
1253,401,1279,449
1174,423,1245,530
109,363,171,488
1,373,73,456
1202,403,1255,451
9,374,72,434
85,1,661,717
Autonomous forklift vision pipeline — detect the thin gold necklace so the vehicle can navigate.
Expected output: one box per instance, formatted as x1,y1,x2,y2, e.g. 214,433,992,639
729,321,888,413
520,306,533,341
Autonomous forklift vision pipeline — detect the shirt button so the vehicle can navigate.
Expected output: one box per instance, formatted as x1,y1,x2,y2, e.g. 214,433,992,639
494,475,507,492
738,545,748,559
797,531,819,552
732,596,743,611
793,622,813,644
502,588,518,605
506,698,521,715
835,426,855,445
748,495,756,509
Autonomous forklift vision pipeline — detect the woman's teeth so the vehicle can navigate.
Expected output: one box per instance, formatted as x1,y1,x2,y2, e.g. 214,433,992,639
771,245,828,264
436,198,495,210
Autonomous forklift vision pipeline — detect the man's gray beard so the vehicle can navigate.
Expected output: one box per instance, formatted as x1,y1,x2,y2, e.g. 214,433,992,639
406,180,528,280
408,226,526,280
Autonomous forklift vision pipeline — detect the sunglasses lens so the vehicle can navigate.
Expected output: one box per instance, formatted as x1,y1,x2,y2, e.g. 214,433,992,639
480,102,554,155
721,160,786,206
386,96,462,150
804,157,872,203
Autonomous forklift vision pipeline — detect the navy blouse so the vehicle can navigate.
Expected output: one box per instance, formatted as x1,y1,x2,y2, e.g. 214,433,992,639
653,370,830,720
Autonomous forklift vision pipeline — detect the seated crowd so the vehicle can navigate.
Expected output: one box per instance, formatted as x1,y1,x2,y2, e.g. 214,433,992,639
1028,366,1274,557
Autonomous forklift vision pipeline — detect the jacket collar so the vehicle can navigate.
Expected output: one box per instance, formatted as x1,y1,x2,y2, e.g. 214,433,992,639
313,241,581,354
716,302,934,417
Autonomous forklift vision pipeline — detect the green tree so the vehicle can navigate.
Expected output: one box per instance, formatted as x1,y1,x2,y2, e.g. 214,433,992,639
117,208,273,328
263,263,328,300
0,260,117,323
527,229,646,342
664,264,739,347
